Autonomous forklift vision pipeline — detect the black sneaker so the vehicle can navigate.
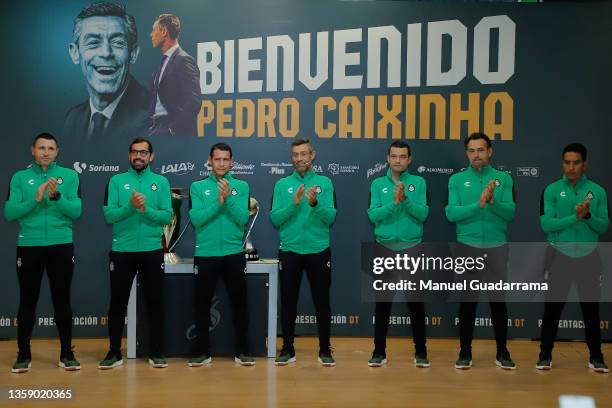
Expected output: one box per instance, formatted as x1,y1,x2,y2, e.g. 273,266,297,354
535,357,552,370
148,356,168,368
318,349,336,367
368,351,387,367
11,352,32,373
188,355,212,367
454,352,472,369
588,357,609,373
59,350,81,371
274,347,296,366
98,350,124,369
235,353,256,366
414,353,430,368
495,351,516,370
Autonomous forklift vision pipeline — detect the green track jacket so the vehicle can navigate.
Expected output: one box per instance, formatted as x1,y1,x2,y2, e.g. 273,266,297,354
103,167,172,252
189,174,250,257
540,175,609,257
270,169,336,254
368,168,429,249
4,162,81,246
445,165,515,248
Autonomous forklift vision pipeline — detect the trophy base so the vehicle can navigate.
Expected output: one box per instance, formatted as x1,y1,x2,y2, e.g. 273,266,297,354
244,250,259,262
164,252,182,264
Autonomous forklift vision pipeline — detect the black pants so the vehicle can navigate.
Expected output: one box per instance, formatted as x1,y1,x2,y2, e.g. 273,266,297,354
107,250,164,356
456,244,509,355
279,248,332,353
16,244,74,356
194,253,249,356
374,301,426,356
539,250,603,360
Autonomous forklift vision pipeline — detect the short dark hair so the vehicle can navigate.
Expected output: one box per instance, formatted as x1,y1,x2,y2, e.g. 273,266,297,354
291,138,311,148
156,14,180,40
388,141,411,156
32,133,58,148
129,137,153,153
210,142,232,158
464,132,491,149
562,143,587,161
73,2,138,53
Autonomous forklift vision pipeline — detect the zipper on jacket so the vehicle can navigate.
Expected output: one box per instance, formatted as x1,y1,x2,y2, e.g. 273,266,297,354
43,171,48,244
138,175,143,251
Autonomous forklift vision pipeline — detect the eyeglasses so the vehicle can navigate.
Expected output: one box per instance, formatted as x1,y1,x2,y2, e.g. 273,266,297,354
129,149,151,157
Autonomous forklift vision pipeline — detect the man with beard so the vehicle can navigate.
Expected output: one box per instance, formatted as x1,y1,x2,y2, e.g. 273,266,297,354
65,2,149,140
98,138,172,369
270,138,337,367
445,132,516,370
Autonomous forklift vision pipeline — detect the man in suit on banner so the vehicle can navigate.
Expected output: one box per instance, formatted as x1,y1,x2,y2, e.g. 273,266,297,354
65,2,150,141
148,13,201,137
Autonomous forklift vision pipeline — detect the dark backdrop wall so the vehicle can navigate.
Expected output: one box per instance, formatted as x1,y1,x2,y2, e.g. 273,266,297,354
1,0,611,342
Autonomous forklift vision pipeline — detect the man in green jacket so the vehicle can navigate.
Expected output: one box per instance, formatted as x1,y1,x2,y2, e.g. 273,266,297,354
187,142,255,366
98,138,172,369
537,143,609,373
367,141,430,368
4,133,82,373
270,138,337,366
445,132,516,370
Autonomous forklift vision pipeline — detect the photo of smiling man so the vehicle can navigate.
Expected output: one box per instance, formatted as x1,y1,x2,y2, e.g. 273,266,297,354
64,2,150,141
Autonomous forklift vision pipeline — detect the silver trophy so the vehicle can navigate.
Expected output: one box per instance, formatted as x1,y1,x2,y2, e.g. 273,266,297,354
243,197,260,261
163,188,186,264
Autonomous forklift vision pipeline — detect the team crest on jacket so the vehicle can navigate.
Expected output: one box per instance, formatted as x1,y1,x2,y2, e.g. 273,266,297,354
408,184,415,192
151,183,158,191
586,191,594,200
315,186,322,194
494,179,501,187
57,177,64,185
16,258,22,268
231,188,238,196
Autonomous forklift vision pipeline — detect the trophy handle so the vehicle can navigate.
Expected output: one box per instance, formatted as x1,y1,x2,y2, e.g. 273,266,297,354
243,207,259,247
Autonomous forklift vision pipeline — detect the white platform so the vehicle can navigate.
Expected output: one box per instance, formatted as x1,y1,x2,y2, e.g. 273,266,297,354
127,258,279,358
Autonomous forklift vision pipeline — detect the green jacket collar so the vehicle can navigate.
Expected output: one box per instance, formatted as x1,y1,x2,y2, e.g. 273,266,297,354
385,168,411,183
292,169,315,182
562,174,588,189
128,165,151,176
208,172,234,182
31,161,57,174
466,164,493,177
